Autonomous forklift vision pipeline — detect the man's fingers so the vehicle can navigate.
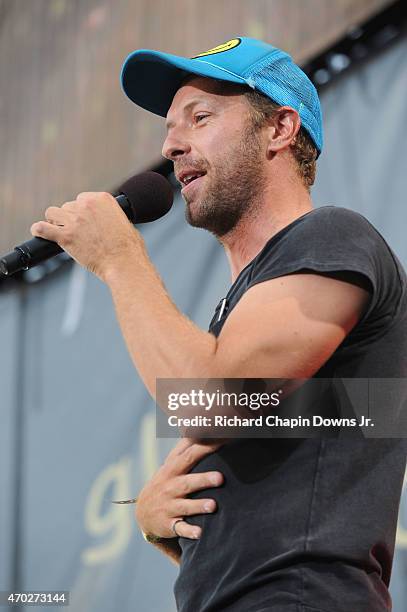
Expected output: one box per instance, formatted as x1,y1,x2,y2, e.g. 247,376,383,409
30,221,63,243
165,437,195,461
165,440,224,475
166,437,220,459
177,443,223,472
173,497,217,517
171,519,202,540
171,471,224,496
61,201,77,210
44,206,66,225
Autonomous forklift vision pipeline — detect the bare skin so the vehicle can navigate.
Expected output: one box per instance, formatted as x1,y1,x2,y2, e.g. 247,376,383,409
163,77,312,280
30,77,370,565
135,437,225,565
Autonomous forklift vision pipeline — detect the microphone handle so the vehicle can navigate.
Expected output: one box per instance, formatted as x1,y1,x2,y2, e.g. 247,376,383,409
0,194,130,277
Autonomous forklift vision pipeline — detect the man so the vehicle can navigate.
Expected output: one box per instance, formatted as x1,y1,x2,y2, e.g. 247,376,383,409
31,38,406,611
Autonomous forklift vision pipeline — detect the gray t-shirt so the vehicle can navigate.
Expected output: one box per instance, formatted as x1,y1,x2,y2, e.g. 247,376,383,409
174,207,407,612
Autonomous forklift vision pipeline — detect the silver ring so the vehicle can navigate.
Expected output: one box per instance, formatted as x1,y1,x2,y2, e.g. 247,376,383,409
172,518,184,537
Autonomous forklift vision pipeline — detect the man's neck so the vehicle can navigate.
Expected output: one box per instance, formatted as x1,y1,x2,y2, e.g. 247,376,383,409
221,185,314,283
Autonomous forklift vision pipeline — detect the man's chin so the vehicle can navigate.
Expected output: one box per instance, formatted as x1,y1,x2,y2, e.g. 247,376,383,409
184,205,211,231
185,208,206,229
183,194,233,235
184,198,203,225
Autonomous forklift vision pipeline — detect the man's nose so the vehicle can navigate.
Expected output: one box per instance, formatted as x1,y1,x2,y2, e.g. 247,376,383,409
162,130,191,160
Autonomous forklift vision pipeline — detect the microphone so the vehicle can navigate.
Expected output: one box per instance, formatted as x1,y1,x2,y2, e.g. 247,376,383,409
0,171,174,277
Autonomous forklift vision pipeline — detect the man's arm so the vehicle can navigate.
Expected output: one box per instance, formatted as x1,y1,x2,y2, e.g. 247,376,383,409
104,241,370,394
30,195,370,395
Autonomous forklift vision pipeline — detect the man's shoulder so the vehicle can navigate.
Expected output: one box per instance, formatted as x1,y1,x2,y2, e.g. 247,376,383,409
250,204,402,296
296,205,374,232
275,205,387,257
255,205,379,266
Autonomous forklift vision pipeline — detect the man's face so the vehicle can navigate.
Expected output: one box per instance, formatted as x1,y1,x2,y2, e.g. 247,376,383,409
162,77,267,237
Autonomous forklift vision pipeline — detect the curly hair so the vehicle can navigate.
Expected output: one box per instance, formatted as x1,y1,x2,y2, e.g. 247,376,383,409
242,89,318,190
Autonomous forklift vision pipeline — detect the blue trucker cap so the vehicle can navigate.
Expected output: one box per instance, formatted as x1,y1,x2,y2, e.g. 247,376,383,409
121,37,323,155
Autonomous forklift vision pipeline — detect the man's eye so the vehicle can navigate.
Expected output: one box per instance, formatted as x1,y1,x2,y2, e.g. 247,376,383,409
194,114,209,123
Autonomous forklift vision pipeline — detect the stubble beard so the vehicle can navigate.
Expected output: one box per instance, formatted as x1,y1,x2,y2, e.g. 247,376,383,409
184,124,266,238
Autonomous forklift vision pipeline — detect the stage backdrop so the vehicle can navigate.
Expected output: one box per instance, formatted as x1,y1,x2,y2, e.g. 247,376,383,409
0,0,394,254
0,31,406,612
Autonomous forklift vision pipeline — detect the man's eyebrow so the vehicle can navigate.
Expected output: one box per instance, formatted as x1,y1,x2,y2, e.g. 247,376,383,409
165,98,212,130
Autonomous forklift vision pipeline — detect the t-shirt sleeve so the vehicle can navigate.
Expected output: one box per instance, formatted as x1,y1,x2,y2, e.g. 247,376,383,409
247,206,402,323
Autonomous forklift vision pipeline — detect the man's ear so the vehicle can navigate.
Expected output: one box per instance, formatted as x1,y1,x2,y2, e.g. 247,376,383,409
266,106,301,155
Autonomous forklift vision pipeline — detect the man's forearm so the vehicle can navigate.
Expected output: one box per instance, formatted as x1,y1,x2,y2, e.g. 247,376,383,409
105,241,217,398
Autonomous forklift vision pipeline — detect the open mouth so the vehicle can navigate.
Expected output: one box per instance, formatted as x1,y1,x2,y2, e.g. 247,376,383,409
179,171,206,188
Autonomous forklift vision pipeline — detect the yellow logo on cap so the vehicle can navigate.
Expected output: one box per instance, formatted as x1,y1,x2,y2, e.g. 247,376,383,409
192,38,241,59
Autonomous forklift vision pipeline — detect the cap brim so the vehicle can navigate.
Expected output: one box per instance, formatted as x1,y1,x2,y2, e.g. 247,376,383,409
121,50,247,117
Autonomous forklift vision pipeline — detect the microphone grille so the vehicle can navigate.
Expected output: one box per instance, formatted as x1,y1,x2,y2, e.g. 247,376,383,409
116,171,174,223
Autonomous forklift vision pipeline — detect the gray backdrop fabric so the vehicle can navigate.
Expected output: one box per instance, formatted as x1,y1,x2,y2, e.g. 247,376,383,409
1,34,406,612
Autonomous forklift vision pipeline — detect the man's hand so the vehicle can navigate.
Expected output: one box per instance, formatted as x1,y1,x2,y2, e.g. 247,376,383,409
30,192,143,282
136,437,224,540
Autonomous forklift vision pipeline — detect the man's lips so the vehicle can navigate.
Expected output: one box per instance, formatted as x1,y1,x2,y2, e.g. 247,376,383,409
176,168,207,186
180,173,206,196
